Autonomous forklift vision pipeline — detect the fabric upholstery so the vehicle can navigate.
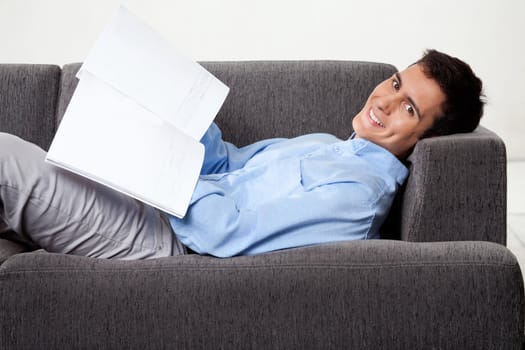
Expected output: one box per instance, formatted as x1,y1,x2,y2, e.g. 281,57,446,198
55,62,79,127
0,64,60,150
203,61,396,146
0,240,522,349
402,126,507,244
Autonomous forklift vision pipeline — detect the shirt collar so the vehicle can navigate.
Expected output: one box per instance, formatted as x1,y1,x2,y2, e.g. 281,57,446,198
345,137,409,185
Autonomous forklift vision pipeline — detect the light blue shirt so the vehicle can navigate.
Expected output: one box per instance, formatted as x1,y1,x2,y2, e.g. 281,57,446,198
169,123,408,257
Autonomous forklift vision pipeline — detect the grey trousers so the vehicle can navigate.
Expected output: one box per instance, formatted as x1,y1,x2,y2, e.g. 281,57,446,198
0,133,185,259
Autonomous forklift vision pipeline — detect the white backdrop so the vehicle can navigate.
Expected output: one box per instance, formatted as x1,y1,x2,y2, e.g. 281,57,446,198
1,0,524,159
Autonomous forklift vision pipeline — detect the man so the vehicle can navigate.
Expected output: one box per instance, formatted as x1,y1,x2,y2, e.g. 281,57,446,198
0,49,484,259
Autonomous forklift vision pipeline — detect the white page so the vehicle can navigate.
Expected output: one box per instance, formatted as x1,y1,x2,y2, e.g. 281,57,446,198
46,72,204,218
78,6,229,140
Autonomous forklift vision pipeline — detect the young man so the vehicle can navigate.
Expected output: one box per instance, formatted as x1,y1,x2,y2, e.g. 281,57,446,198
0,49,484,259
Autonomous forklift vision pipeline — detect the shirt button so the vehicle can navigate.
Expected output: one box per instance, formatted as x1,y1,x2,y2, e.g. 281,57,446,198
333,145,341,154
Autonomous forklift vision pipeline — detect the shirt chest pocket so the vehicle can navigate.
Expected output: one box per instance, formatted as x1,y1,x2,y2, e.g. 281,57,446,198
299,156,386,204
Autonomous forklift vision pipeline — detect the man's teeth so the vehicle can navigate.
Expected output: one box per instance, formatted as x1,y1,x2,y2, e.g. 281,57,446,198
370,110,385,127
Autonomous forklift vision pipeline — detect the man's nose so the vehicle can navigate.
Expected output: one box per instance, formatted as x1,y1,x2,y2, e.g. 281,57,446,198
376,94,398,115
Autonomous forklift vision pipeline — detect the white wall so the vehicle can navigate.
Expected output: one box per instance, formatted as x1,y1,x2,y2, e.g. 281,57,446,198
1,0,524,159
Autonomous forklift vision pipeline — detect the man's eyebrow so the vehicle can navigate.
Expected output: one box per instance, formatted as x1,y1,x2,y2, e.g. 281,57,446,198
395,72,422,118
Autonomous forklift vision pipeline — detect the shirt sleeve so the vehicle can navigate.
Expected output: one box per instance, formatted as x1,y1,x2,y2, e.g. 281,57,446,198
170,181,380,257
199,123,284,174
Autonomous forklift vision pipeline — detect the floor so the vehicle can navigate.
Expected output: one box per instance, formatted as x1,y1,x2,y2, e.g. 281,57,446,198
506,161,525,281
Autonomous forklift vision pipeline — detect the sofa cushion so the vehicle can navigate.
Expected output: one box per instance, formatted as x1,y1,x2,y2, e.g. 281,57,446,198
0,240,522,349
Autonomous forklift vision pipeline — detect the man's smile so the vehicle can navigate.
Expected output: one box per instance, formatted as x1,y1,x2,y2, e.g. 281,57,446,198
369,108,385,128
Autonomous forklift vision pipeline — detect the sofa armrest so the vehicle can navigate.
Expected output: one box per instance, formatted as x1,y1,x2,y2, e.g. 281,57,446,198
0,240,522,349
401,126,507,244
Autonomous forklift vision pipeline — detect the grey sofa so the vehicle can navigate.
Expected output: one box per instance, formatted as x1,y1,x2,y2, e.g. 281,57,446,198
0,61,522,349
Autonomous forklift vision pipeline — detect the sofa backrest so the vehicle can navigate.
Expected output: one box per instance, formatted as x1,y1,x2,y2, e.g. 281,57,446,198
57,61,397,146
0,64,61,150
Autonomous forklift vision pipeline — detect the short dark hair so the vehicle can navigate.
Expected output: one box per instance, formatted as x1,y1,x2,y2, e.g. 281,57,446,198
417,49,485,138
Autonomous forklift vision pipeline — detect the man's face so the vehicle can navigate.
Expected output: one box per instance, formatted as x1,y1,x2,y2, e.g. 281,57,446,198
352,64,446,158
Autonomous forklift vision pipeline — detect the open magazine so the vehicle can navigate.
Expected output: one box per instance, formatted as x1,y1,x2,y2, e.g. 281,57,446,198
46,6,230,218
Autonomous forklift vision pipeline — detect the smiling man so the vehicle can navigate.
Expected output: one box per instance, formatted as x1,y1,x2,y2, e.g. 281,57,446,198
0,49,484,259
352,64,445,159
353,50,483,159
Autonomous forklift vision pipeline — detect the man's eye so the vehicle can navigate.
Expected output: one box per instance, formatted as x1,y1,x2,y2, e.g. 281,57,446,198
392,79,400,90
405,104,414,115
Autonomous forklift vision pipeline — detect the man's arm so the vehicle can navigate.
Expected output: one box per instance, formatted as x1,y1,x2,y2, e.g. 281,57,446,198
199,123,283,175
170,181,379,257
